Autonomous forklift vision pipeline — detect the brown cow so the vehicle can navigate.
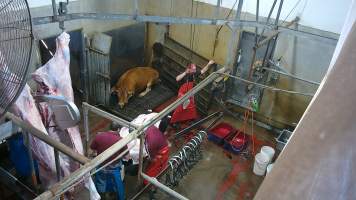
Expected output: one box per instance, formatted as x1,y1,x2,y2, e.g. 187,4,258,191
111,67,159,108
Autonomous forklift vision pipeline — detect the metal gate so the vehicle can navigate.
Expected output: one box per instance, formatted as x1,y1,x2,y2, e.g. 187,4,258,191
86,48,111,106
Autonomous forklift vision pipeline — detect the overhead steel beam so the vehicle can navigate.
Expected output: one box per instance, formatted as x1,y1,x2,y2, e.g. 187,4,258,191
31,13,338,41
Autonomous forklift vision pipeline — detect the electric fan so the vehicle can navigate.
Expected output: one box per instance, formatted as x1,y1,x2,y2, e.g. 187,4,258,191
0,0,33,117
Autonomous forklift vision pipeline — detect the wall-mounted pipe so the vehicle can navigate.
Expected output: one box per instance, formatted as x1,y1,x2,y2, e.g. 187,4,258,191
262,67,320,86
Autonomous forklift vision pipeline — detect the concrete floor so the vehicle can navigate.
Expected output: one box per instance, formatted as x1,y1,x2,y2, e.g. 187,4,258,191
81,105,278,200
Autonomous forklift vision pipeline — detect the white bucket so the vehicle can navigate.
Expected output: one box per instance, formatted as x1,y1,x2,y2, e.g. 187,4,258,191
253,153,269,176
266,163,274,174
261,146,275,163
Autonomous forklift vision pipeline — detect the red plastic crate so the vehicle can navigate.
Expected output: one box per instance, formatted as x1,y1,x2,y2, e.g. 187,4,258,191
208,122,236,145
223,129,249,154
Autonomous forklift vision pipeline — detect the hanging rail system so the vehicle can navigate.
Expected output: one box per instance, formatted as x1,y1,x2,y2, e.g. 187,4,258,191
32,13,338,42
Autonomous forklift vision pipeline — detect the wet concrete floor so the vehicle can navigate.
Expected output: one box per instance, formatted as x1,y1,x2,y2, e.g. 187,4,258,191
80,107,278,200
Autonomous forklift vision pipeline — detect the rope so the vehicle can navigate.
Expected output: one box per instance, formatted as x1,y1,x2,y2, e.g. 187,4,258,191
217,72,314,97
251,110,255,155
212,0,238,56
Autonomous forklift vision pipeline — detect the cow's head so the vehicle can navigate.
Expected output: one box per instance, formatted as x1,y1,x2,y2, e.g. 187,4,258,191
111,86,133,109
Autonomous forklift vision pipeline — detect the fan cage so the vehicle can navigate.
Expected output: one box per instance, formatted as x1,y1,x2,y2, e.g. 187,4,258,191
0,0,33,118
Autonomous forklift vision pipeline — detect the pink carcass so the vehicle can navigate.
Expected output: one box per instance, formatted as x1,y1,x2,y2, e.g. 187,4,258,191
32,32,99,199
11,84,67,185
0,50,62,186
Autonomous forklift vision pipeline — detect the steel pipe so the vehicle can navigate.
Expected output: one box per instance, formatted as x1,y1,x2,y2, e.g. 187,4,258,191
51,0,57,21
219,72,314,97
31,13,338,41
54,149,61,181
225,0,244,70
141,173,189,200
137,134,145,185
24,132,38,190
262,67,320,85
82,102,138,129
175,111,223,138
5,113,90,165
256,17,299,48
83,106,90,156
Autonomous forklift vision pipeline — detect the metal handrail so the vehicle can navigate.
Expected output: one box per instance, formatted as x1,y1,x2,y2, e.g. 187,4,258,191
5,112,90,164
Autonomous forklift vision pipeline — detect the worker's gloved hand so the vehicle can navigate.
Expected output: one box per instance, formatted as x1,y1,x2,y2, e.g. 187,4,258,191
208,60,215,65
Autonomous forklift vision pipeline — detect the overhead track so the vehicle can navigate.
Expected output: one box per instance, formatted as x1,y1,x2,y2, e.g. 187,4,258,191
32,13,338,41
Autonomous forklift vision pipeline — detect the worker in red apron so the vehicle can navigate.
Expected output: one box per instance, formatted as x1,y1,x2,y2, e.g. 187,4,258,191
143,115,170,185
171,60,215,124
90,122,128,200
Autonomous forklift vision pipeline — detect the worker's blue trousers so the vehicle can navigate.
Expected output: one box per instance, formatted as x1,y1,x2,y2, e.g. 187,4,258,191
94,162,125,200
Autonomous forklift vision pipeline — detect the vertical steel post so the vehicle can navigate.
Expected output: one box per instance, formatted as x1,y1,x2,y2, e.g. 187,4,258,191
266,0,284,63
214,0,221,22
51,0,58,21
257,0,277,42
134,0,139,18
24,132,38,191
274,0,284,26
54,149,61,182
137,133,145,185
81,31,89,102
254,0,260,43
224,0,244,70
83,105,90,156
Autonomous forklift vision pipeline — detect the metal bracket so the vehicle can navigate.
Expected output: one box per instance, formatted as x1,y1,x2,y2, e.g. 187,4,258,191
58,0,69,30
34,95,80,130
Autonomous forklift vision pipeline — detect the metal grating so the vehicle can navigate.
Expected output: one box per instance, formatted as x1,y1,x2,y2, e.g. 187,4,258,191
152,37,215,116
0,0,33,117
106,83,175,121
86,48,111,106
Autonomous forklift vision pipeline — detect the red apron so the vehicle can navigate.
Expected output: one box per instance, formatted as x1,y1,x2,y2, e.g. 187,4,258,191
170,82,199,123
144,146,169,185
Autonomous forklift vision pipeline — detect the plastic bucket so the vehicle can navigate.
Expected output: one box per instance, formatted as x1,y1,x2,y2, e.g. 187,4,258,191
261,146,275,163
253,153,269,176
266,163,274,174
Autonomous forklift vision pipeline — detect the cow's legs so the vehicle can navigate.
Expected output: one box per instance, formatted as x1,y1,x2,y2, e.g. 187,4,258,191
139,82,152,97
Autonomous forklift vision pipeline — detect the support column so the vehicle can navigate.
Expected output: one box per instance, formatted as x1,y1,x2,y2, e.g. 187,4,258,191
224,0,244,71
